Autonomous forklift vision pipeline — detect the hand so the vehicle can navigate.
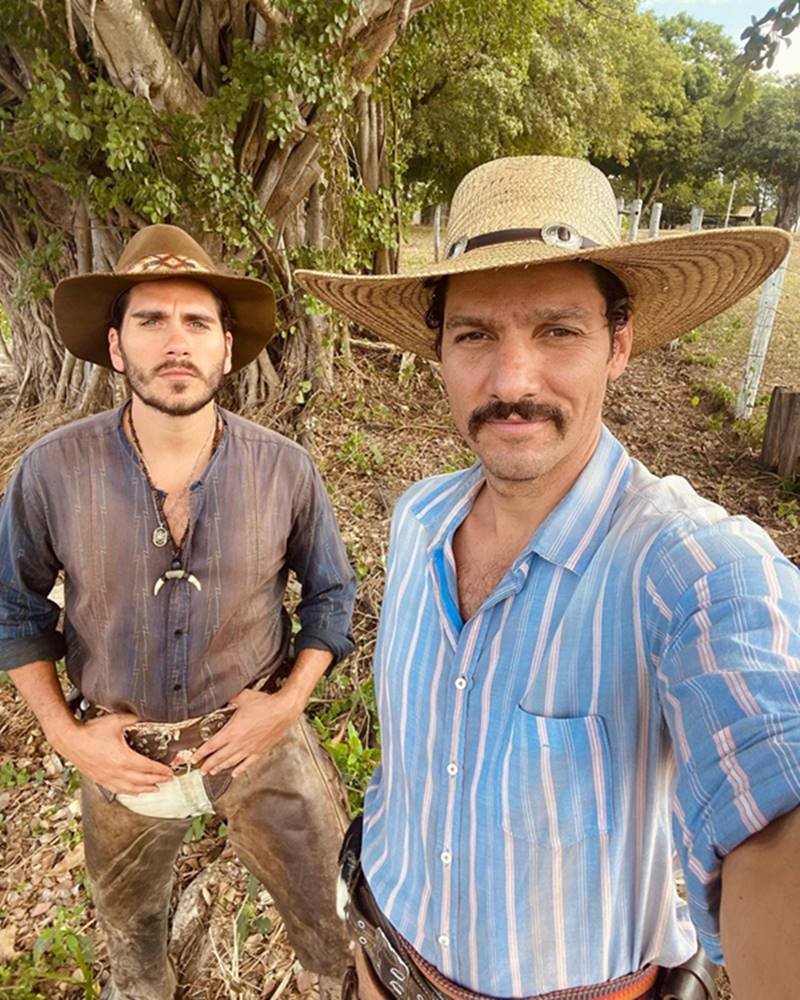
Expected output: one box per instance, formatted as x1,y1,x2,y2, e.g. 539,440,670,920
191,688,302,778
52,713,175,795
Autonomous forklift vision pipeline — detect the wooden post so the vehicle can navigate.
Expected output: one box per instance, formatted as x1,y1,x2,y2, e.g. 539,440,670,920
617,196,625,228
628,199,642,242
690,206,704,231
735,253,790,419
761,387,800,480
724,179,737,228
433,203,442,262
648,202,663,238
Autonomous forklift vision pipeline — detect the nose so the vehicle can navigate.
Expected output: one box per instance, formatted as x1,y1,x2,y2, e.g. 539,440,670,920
484,333,543,402
163,314,190,357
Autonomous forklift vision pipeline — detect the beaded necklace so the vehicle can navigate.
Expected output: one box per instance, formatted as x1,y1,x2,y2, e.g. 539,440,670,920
127,404,222,596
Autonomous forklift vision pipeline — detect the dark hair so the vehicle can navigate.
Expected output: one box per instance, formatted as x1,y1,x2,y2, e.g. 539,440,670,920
424,262,631,358
109,282,235,333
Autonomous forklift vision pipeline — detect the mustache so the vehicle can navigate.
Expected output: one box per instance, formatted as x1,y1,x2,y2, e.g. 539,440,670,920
153,361,203,378
467,399,566,438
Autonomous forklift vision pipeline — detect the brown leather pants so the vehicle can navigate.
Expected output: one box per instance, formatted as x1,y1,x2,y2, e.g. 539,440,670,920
81,716,351,1000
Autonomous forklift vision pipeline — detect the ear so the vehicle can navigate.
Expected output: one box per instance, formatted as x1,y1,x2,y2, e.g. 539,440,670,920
108,328,125,374
608,319,633,384
223,331,233,375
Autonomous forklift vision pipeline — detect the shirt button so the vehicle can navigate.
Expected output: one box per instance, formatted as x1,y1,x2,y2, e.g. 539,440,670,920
454,677,467,690
440,850,452,865
438,934,450,948
446,762,458,776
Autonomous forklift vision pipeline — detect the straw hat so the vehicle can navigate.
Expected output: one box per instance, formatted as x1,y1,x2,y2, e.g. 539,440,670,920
54,224,275,371
295,156,791,360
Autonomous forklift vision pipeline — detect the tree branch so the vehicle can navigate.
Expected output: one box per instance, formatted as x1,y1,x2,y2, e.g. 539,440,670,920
70,0,206,112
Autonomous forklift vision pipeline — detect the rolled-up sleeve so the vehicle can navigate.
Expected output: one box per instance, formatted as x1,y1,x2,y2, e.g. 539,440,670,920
286,457,355,665
646,518,800,962
0,452,66,670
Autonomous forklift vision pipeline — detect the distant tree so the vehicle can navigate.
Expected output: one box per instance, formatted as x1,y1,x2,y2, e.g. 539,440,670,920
598,15,737,212
718,76,800,230
389,0,692,204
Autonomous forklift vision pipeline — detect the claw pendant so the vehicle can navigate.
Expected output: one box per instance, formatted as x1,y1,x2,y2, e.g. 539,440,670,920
153,569,202,596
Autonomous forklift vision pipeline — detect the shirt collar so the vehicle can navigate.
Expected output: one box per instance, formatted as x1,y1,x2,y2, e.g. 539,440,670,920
114,401,230,487
411,425,632,577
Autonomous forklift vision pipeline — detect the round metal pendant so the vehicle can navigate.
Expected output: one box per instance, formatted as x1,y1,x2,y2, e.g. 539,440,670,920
152,525,170,548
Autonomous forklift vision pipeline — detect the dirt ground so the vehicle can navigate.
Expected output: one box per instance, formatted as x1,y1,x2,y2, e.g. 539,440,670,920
2,230,800,997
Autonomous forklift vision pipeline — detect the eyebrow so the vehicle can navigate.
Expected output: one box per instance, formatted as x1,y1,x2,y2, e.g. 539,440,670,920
130,309,216,322
444,305,594,331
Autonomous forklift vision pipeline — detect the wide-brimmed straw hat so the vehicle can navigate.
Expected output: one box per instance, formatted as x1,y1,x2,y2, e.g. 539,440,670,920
295,156,791,360
54,224,275,371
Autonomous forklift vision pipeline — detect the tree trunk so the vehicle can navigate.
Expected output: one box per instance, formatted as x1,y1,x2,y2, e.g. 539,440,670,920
761,386,800,480
775,179,800,231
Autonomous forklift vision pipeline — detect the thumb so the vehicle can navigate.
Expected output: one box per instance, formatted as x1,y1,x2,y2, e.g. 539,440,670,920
114,712,141,726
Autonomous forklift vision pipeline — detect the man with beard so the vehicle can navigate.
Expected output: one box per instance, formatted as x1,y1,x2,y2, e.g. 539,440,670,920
0,226,355,999
296,157,800,999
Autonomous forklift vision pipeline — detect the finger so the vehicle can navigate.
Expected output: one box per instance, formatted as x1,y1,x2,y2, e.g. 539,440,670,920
122,749,174,777
191,737,221,765
114,745,174,778
107,772,171,794
113,712,141,727
192,722,240,764
200,745,248,775
231,755,259,778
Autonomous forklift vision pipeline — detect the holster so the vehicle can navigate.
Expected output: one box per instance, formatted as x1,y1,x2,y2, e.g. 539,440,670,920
657,948,717,1000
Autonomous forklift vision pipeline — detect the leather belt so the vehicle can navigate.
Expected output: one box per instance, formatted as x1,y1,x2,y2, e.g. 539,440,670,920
338,817,661,1000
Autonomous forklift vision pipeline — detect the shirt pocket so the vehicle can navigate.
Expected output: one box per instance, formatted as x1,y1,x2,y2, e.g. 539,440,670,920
498,709,614,848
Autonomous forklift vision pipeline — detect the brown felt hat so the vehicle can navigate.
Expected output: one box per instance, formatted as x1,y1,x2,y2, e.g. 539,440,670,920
54,224,275,371
295,156,792,359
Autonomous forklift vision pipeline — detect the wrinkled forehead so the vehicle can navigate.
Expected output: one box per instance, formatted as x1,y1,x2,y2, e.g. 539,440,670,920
444,261,609,314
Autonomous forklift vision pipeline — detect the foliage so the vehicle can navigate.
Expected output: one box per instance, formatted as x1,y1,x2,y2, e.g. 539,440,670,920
234,874,272,950
599,14,737,210
721,0,800,122
717,75,800,229
0,905,97,999
318,719,381,812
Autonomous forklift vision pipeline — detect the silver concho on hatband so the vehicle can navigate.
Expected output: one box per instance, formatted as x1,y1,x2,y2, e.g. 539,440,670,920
540,223,583,250
448,236,469,259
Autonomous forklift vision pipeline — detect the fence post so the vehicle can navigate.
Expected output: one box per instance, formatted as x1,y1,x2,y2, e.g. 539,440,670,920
433,204,442,262
735,252,791,419
648,202,663,239
723,179,737,228
628,199,643,242
690,206,704,231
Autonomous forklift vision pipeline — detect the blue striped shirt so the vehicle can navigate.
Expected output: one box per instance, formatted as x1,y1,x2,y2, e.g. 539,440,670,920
361,426,800,996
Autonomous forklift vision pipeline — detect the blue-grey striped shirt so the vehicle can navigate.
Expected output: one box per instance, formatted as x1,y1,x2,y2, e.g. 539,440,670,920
361,426,800,996
0,405,355,721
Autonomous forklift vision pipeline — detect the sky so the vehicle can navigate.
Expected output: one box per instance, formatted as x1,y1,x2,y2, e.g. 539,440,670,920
645,0,800,74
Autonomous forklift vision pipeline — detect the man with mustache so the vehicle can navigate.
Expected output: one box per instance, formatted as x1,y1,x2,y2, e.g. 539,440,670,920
0,226,355,999
296,158,800,1000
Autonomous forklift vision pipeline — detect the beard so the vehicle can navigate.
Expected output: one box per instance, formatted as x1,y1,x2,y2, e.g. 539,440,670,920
120,351,226,417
